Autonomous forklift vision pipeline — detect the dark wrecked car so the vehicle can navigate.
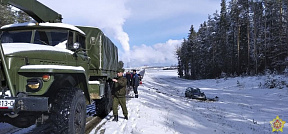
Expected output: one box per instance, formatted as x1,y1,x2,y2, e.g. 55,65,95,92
185,87,206,100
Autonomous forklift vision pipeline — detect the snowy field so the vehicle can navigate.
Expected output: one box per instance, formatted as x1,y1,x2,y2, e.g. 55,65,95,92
90,68,288,134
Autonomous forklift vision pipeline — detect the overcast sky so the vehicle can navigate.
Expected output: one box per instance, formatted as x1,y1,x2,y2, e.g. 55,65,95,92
38,0,221,67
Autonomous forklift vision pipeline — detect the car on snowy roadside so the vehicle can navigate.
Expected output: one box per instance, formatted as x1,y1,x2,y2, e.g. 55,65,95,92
185,87,206,100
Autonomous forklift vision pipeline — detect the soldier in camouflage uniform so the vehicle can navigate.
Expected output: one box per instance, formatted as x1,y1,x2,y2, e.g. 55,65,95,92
112,69,128,121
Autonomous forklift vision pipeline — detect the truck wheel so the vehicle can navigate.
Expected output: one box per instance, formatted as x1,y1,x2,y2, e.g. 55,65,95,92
95,82,112,118
48,88,86,133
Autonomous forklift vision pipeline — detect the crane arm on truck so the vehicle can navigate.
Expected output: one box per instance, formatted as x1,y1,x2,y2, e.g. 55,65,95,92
0,0,62,23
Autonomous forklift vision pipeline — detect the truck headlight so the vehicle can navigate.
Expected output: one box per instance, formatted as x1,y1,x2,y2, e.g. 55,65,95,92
28,83,39,89
26,78,43,92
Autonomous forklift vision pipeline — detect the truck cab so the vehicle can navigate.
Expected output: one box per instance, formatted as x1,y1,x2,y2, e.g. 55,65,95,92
0,1,117,133
0,22,90,131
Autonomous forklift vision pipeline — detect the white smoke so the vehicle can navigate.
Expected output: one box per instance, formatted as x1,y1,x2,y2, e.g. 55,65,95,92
113,25,130,52
91,0,131,52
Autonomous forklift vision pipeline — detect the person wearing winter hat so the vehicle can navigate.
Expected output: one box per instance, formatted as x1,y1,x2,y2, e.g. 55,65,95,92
132,69,140,98
112,69,128,121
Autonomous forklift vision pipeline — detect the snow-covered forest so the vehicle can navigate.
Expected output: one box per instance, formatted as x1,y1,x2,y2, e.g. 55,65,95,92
177,0,288,79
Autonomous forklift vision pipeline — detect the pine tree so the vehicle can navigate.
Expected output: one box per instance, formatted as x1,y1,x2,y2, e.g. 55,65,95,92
227,0,240,75
187,25,197,79
181,40,190,79
176,45,184,78
0,5,15,27
0,4,31,27
218,0,228,74
15,10,31,23
197,22,214,79
250,0,264,74
262,0,287,72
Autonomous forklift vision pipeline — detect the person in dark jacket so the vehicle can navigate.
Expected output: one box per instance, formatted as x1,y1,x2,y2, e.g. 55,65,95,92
125,71,132,89
132,70,139,98
112,69,128,121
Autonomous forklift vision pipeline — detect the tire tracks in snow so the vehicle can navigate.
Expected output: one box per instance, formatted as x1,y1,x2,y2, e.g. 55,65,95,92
0,105,103,134
142,70,270,134
90,90,142,134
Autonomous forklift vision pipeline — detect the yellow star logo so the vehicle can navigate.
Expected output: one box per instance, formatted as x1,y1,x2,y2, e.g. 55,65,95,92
270,115,286,132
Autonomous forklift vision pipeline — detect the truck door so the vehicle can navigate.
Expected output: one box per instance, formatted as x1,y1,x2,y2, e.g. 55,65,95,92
68,32,89,69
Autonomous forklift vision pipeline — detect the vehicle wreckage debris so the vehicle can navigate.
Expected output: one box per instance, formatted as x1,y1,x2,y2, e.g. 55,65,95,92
185,87,219,102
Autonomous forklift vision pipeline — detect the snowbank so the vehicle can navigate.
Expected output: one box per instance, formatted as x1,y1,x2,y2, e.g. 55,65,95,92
90,69,288,134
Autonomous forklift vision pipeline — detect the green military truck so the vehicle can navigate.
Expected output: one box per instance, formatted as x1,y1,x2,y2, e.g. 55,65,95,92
0,0,117,133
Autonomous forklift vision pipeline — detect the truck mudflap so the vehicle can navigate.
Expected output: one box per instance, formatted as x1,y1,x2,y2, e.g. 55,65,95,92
0,96,48,112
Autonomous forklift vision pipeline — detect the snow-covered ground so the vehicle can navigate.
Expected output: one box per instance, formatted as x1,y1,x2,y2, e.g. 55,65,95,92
90,68,288,134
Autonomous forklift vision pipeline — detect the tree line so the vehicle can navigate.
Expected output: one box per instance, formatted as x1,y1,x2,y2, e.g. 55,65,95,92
177,0,288,79
0,4,31,27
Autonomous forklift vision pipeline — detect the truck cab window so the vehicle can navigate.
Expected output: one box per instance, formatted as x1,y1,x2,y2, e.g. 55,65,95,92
67,31,74,50
76,33,86,50
34,29,69,48
34,30,49,45
1,30,32,43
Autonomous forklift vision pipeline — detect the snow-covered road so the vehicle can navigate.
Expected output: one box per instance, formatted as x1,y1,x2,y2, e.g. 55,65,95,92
90,68,288,134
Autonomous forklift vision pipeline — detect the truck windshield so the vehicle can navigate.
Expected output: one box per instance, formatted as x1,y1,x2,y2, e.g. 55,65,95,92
1,30,32,43
34,30,68,47
1,29,69,48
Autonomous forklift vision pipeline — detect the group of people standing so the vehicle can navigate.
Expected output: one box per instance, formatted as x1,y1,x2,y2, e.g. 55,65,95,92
111,69,140,122
125,70,140,98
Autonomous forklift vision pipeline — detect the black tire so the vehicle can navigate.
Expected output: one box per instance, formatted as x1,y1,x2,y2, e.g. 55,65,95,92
95,82,112,118
47,88,86,134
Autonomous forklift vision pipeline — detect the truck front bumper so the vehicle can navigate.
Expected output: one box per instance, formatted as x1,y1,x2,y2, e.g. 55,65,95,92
0,96,48,112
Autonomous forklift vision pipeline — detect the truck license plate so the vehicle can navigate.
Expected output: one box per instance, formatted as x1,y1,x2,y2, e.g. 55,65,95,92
0,99,15,109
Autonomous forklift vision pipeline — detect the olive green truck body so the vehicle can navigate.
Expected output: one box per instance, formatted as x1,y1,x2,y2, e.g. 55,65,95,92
0,0,117,132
